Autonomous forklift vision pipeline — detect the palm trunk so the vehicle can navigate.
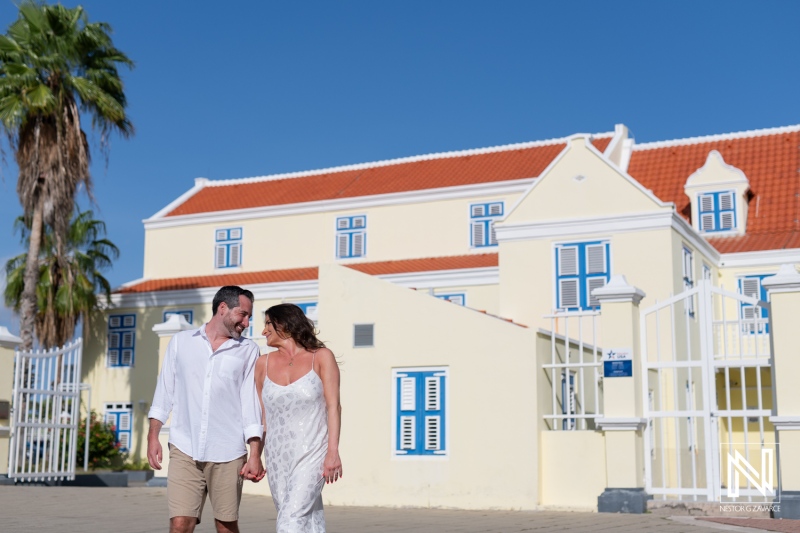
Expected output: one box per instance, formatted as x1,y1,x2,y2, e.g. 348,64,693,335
19,197,44,351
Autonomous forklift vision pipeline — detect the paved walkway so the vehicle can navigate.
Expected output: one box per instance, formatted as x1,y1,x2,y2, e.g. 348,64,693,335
0,486,792,533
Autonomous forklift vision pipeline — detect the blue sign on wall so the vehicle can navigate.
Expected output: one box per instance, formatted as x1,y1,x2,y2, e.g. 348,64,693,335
603,347,633,378
604,359,632,378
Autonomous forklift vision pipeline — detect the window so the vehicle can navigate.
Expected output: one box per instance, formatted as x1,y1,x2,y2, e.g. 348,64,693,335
104,403,132,452
353,324,374,347
163,310,193,324
683,247,695,317
336,216,366,258
108,314,135,367
295,302,319,323
698,191,736,232
738,275,770,334
434,293,465,306
393,368,448,456
470,202,503,247
703,263,712,281
555,241,610,311
215,227,243,268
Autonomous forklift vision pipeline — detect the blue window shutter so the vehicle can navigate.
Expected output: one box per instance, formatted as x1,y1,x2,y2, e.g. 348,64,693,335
739,276,770,334
469,202,503,248
556,241,610,311
395,369,447,456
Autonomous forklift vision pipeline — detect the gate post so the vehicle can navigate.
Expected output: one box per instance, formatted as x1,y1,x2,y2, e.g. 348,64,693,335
148,315,193,484
592,276,648,513
762,264,800,518
0,326,22,478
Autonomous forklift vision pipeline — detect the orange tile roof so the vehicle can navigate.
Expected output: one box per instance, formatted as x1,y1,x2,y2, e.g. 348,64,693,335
165,137,613,217
627,128,800,253
117,254,499,294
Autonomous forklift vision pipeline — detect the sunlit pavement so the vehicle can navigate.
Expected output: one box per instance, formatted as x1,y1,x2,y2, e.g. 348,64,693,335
0,486,789,532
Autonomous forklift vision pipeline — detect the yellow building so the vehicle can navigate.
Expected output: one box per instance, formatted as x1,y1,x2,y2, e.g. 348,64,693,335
78,123,800,511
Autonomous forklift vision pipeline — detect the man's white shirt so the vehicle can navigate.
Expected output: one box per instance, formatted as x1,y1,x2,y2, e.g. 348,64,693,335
148,324,263,462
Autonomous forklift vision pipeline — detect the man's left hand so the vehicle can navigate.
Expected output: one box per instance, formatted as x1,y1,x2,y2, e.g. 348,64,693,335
241,454,266,482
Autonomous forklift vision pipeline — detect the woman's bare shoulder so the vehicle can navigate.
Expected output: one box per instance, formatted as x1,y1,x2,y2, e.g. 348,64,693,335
255,354,268,373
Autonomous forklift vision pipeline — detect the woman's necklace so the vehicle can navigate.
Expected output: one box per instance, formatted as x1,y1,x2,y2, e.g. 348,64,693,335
288,351,299,366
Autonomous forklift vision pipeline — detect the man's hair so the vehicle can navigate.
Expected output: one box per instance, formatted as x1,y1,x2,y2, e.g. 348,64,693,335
265,303,325,351
212,286,254,315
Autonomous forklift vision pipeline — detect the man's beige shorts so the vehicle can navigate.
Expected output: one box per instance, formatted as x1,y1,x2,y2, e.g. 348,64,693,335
167,444,246,524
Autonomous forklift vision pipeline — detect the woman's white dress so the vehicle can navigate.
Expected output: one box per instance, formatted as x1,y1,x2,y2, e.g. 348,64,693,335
263,356,328,533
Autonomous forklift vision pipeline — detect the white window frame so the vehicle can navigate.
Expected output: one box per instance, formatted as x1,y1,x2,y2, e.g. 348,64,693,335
108,314,136,368
215,227,243,269
392,367,449,458
336,215,367,259
469,201,504,248
104,402,133,452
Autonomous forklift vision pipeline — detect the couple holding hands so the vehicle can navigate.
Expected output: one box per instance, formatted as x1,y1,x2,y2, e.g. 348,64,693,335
147,286,341,533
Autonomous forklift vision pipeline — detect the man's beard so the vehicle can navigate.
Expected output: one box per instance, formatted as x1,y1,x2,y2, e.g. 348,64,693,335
223,313,242,339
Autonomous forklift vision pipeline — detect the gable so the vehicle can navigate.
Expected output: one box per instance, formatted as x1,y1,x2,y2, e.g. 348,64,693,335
504,136,667,225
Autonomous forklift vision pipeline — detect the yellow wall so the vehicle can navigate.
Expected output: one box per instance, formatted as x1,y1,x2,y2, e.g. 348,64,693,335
539,431,606,509
144,194,520,279
243,264,540,509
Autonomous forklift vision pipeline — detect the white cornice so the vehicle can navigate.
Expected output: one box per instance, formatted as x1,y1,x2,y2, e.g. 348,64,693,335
495,210,720,263
720,248,800,269
595,418,647,431
496,210,675,241
108,267,499,309
769,416,800,431
633,124,800,151
377,266,498,289
143,179,535,230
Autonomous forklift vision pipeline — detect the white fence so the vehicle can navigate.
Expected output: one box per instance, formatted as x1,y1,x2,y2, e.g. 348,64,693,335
8,339,83,482
541,311,603,431
641,280,776,502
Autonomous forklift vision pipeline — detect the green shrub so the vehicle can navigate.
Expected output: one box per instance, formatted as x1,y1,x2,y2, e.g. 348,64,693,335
76,410,123,469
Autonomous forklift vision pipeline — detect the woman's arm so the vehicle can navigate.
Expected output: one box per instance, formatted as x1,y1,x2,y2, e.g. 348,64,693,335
317,348,342,484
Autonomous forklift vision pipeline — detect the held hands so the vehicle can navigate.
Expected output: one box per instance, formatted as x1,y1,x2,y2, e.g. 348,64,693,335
322,450,342,484
241,454,266,482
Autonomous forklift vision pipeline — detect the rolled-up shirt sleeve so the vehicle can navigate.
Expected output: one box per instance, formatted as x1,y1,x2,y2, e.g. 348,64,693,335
241,344,263,442
148,334,177,424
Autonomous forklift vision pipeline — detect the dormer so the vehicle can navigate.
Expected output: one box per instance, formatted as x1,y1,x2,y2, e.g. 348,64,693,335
684,150,750,236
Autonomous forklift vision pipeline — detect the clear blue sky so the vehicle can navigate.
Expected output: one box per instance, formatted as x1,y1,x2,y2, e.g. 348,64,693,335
1,0,799,331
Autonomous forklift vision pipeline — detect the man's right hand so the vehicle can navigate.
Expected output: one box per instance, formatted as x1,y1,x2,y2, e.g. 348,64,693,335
147,418,164,470
147,436,163,470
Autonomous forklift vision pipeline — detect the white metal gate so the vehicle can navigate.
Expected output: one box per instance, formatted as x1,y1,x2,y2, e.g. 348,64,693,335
641,280,776,502
8,339,83,482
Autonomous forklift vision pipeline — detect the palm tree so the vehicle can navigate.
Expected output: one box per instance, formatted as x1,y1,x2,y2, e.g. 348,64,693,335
4,210,119,349
0,2,133,350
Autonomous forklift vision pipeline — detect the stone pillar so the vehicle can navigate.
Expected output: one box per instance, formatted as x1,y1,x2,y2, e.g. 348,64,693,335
592,276,649,513
762,264,800,518
0,326,22,477
148,315,193,483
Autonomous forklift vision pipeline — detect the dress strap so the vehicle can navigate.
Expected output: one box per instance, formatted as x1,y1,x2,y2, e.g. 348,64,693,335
311,350,316,372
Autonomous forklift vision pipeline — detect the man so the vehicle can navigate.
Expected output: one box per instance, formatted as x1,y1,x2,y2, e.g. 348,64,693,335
147,286,265,533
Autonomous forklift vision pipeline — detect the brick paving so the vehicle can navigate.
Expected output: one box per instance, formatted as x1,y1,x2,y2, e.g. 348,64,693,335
0,486,794,532
700,518,800,533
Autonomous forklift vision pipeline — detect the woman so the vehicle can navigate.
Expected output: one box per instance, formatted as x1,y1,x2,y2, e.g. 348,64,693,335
255,303,342,533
